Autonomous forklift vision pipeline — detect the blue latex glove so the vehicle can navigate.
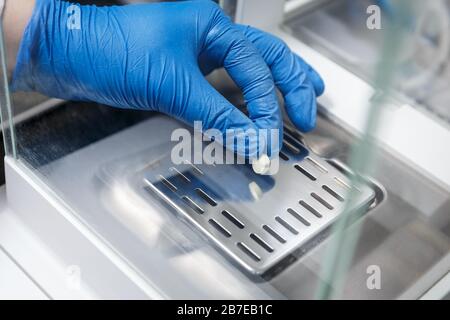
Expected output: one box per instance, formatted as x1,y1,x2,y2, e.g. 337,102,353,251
200,25,325,132
12,0,324,158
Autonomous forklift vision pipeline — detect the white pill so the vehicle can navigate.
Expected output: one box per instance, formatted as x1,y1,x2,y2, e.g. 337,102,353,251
252,154,271,175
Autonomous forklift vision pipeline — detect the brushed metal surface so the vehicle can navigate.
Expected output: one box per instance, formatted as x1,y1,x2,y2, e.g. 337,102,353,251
143,128,376,276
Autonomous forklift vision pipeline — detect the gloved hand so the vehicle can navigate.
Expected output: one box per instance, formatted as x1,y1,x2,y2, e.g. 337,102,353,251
12,0,324,158
200,25,325,133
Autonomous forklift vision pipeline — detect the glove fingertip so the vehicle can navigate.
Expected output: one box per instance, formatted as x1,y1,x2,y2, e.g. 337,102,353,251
309,70,326,97
284,87,317,133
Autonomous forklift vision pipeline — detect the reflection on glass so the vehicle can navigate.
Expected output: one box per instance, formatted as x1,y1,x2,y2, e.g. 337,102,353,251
314,0,440,299
0,25,16,158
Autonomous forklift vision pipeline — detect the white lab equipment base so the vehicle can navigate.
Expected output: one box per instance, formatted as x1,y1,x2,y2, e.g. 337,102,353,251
3,156,161,299
2,156,448,300
0,184,79,299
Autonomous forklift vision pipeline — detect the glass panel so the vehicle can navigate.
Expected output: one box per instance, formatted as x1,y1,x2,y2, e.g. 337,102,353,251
1,0,448,299
0,24,16,158
285,0,450,299
285,0,450,129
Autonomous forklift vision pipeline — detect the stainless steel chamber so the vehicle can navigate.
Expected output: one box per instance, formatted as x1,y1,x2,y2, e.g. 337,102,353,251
142,126,377,277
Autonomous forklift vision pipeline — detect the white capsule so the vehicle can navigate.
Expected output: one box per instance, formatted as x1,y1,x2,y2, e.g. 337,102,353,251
252,154,271,175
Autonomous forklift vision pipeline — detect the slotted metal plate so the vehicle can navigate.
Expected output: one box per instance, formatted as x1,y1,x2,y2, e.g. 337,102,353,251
143,128,376,276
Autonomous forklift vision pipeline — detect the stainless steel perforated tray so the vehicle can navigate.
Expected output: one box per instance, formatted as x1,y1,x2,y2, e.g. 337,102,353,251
143,128,376,276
